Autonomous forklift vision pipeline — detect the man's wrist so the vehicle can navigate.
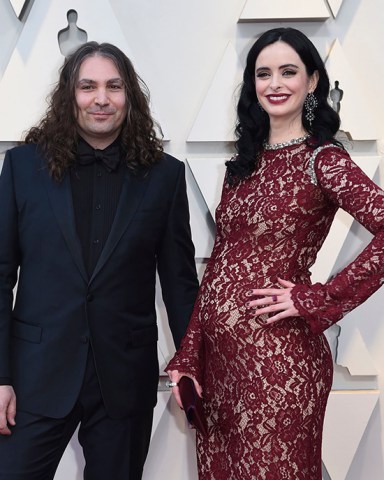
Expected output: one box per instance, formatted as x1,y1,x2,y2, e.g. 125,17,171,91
0,378,12,386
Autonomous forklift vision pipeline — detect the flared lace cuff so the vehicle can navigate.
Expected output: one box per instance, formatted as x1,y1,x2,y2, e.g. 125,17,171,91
165,348,204,385
291,283,344,334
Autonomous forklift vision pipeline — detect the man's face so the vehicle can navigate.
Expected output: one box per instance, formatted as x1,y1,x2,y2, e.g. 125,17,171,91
75,55,127,149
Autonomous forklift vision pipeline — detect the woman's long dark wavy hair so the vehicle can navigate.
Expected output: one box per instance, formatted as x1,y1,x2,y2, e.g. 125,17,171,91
226,27,342,185
25,42,163,181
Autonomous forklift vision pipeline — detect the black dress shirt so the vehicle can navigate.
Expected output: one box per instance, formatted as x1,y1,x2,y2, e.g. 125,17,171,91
70,137,125,277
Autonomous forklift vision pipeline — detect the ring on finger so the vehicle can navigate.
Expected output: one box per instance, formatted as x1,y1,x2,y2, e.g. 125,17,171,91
166,380,178,388
272,295,278,302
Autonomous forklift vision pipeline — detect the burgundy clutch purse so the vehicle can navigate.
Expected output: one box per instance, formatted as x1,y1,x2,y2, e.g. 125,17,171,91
178,376,208,436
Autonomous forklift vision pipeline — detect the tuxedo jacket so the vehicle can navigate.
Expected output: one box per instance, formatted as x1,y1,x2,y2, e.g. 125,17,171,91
0,144,198,419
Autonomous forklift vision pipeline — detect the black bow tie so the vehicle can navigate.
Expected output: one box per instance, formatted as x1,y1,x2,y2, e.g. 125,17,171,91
77,140,121,172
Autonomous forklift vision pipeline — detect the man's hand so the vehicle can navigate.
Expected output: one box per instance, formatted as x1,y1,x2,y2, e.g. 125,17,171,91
0,386,16,435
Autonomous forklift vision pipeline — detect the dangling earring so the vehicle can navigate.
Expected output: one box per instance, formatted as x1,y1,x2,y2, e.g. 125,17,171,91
304,92,318,126
257,101,264,112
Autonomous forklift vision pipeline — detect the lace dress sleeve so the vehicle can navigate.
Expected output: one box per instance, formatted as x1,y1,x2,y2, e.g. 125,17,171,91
292,147,384,334
165,171,231,383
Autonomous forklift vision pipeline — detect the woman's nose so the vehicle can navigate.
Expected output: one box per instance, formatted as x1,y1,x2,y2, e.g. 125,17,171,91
269,76,282,91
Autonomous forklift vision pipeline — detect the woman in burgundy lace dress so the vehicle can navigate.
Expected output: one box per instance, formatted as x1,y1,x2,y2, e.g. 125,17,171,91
167,28,384,479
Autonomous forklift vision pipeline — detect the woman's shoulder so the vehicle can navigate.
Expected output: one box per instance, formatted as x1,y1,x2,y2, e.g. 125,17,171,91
308,140,350,167
307,141,349,186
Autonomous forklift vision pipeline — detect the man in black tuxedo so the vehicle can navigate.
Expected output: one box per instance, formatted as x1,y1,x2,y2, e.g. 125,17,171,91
0,42,198,479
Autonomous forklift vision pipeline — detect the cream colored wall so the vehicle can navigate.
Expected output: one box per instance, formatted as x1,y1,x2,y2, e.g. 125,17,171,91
1,1,384,479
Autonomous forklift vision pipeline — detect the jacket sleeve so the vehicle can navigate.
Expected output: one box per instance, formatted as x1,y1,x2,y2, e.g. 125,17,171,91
292,148,384,334
157,161,199,349
165,235,222,384
165,174,228,384
0,151,21,384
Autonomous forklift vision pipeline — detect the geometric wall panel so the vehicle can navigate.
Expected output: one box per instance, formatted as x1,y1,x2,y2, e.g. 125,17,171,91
149,392,172,441
325,40,378,140
326,0,345,18
55,431,84,480
336,319,378,376
239,0,330,22
142,393,198,479
186,157,227,218
184,160,216,259
10,0,25,16
9,0,32,18
323,390,379,480
0,2,23,79
187,43,242,142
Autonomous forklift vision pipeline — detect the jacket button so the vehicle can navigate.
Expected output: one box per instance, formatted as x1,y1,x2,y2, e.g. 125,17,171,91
80,336,88,344
86,294,94,302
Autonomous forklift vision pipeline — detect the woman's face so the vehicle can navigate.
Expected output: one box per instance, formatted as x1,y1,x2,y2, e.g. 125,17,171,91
254,41,318,127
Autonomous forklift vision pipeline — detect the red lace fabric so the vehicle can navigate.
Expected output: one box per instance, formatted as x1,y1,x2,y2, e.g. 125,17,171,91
167,142,384,479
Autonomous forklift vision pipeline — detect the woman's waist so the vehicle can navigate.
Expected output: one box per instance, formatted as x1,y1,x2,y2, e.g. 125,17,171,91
208,262,311,287
199,269,311,322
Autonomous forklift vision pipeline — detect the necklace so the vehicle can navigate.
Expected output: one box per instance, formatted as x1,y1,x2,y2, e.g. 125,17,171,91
263,134,310,150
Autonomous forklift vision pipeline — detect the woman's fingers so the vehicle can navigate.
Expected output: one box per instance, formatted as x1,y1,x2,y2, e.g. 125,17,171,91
245,279,298,323
166,370,203,407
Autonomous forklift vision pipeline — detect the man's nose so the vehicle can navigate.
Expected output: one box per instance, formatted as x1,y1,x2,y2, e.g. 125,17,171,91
94,89,109,105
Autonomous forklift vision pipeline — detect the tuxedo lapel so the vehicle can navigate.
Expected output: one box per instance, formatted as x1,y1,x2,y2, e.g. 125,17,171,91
42,168,88,283
90,170,150,283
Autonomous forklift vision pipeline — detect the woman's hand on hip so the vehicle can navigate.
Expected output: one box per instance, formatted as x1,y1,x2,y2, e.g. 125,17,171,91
246,278,299,324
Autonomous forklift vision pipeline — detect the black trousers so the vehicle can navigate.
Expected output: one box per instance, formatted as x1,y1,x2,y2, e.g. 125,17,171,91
0,351,153,480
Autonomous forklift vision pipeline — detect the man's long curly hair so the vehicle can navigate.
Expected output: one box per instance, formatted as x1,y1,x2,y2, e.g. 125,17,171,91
25,42,163,181
226,27,342,185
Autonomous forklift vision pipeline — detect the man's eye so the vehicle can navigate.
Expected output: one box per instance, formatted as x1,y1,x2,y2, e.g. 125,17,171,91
109,85,122,89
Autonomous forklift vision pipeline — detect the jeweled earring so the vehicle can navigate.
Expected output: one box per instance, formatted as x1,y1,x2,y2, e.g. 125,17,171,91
304,92,318,126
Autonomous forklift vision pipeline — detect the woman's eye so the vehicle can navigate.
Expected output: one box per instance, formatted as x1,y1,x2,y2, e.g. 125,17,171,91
283,70,296,77
256,72,270,78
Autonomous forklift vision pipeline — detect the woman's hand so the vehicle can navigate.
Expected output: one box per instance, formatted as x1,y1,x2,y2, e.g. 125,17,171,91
166,370,203,409
246,278,299,324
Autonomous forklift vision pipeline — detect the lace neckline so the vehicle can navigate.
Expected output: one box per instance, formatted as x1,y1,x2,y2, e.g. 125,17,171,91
263,134,310,151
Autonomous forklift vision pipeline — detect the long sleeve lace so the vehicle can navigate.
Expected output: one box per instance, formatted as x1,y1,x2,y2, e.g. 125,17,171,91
292,148,384,333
